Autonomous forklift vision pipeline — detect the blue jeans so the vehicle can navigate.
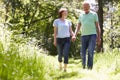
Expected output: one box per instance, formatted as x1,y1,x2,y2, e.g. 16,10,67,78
56,37,70,64
81,34,96,69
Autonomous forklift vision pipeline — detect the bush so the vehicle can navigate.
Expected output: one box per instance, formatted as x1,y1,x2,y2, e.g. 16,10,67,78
0,26,51,80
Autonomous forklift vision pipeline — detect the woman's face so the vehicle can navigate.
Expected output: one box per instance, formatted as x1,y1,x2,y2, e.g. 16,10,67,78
62,10,68,18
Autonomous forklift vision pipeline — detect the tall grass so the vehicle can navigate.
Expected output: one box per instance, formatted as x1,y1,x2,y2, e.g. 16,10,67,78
0,26,52,80
93,48,120,80
0,25,120,80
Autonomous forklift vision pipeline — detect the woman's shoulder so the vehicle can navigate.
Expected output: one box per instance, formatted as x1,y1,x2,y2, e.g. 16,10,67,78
65,19,72,26
65,19,72,23
54,19,60,22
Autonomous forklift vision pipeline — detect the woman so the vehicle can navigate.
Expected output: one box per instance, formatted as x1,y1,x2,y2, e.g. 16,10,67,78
53,8,75,72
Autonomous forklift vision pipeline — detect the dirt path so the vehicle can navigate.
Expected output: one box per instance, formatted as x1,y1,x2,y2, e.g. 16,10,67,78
52,59,112,80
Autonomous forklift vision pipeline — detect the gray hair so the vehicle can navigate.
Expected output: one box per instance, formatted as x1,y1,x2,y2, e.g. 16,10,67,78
82,1,90,6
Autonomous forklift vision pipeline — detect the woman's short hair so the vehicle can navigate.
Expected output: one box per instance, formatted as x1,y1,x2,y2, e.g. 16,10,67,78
58,8,67,18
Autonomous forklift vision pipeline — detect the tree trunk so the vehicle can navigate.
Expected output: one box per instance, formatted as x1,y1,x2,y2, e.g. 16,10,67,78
97,0,104,52
5,1,9,22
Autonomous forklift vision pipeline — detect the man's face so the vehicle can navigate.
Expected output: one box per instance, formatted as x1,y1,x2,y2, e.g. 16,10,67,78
83,3,90,12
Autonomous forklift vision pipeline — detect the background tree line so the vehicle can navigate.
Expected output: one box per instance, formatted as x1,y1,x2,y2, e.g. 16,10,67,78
0,0,119,58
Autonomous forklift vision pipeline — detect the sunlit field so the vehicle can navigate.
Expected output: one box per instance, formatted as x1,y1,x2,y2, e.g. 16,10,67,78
0,0,120,80
0,27,120,80
49,50,120,80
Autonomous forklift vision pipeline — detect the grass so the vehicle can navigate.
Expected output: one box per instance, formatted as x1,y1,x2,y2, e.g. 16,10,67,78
0,26,120,80
0,26,52,80
48,49,120,80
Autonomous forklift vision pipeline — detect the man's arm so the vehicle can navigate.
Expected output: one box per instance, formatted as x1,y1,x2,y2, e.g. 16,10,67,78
71,22,81,41
75,22,81,36
95,22,101,46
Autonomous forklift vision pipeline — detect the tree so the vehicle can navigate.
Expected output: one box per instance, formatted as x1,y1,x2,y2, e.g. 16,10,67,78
97,0,104,52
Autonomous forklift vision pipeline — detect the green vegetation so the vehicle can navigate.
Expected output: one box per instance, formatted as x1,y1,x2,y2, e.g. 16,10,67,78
0,27,120,80
0,27,52,80
0,0,120,80
49,50,120,80
0,0,119,56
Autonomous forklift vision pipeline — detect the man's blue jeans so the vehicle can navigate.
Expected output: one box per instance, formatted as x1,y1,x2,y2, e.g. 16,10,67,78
81,34,96,69
56,37,70,64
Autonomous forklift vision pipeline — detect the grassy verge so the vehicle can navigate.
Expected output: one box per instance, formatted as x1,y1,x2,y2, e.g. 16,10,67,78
0,26,120,80
49,49,120,80
0,26,52,80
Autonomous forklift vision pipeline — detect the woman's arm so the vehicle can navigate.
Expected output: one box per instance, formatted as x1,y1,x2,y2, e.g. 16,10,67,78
53,26,57,46
69,26,75,37
69,25,76,42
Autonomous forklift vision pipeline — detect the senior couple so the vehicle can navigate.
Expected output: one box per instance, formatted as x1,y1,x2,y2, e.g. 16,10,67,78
53,1,101,72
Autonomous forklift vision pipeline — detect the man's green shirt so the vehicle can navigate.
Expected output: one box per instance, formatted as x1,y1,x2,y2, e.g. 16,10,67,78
78,11,98,36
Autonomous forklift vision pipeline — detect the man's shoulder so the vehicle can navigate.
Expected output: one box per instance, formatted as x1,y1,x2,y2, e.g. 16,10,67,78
90,11,97,15
80,11,85,15
79,11,85,17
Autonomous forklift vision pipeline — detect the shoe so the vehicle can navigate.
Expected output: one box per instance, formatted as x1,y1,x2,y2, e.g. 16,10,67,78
64,69,67,72
88,66,92,70
83,65,86,69
59,67,62,71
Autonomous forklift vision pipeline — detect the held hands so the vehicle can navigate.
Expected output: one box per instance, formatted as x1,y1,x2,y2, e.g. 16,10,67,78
54,34,77,46
72,35,76,42
53,41,57,46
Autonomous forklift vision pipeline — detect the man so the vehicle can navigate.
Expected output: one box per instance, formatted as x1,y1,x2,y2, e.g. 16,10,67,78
73,1,101,69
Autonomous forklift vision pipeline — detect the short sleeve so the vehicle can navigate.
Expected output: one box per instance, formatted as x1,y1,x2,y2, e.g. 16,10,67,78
78,15,81,23
69,21,72,27
53,19,58,27
94,13,98,22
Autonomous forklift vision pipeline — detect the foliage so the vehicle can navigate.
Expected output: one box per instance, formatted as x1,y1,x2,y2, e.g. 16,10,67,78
0,25,120,80
0,0,120,80
41,48,120,80
1,0,119,56
103,1,120,50
1,0,84,56
0,25,52,80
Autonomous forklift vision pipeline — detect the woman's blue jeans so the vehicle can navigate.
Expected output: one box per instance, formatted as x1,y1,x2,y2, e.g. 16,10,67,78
81,34,96,69
56,37,70,64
